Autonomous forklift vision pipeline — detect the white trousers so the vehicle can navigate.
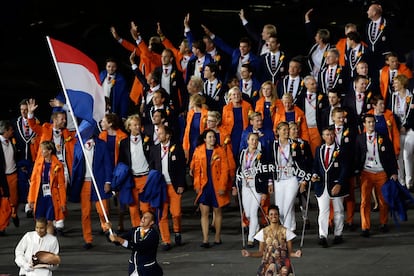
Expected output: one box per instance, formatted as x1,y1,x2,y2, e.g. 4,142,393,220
316,185,344,238
242,181,261,242
274,177,298,231
401,129,414,188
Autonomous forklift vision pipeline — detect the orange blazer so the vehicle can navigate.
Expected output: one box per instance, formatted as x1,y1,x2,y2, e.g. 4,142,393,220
255,97,283,123
379,64,413,103
98,129,128,165
367,109,400,156
192,144,230,207
28,155,67,221
28,119,76,177
336,38,368,67
222,101,253,133
217,126,236,188
182,108,209,151
162,37,193,75
118,38,162,105
273,106,310,142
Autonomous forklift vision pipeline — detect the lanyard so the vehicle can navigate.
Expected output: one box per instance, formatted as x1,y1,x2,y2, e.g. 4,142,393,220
368,134,377,159
278,143,290,165
305,96,316,110
245,151,255,170
161,148,169,160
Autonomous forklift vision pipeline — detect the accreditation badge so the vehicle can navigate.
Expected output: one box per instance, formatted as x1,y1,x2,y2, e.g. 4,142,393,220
42,183,51,196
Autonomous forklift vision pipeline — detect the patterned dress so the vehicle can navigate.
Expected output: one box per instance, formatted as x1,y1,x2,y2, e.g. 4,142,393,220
255,225,294,276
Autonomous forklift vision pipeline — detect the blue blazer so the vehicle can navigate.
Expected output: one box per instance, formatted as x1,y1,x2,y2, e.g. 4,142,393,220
99,70,130,120
69,137,113,202
312,143,349,197
112,162,134,206
239,126,274,160
212,35,263,83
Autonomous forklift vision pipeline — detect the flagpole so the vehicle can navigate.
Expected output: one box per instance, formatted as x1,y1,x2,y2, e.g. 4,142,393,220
46,36,112,234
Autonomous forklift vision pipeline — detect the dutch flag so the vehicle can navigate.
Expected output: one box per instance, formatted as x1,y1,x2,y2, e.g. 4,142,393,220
47,37,105,126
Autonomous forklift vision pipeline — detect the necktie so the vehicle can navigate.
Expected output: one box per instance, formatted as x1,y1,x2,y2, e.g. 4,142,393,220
350,49,355,63
54,130,61,136
209,83,213,97
141,228,145,238
368,135,372,141
357,93,363,101
336,127,341,133
271,54,276,71
307,93,312,100
86,141,93,149
163,145,168,152
328,68,334,90
24,121,30,137
4,139,9,145
288,79,294,94
244,82,248,89
390,71,396,91
324,147,330,168
371,22,377,40
240,55,245,60
164,68,168,75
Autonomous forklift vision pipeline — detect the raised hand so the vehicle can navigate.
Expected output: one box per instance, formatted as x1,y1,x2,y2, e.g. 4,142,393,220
110,26,120,40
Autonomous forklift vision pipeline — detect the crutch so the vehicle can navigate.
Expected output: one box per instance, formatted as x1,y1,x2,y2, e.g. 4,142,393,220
246,184,270,226
299,180,312,249
235,180,246,249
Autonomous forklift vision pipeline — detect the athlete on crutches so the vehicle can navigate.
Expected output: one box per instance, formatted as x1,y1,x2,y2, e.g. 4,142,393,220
233,133,269,248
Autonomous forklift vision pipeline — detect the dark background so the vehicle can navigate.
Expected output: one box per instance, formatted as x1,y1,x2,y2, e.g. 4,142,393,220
1,0,413,122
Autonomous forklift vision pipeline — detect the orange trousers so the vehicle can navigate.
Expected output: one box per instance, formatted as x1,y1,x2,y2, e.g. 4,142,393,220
129,175,151,227
344,176,356,224
6,173,18,215
308,127,322,157
360,170,388,230
159,184,182,244
80,181,109,244
0,195,11,231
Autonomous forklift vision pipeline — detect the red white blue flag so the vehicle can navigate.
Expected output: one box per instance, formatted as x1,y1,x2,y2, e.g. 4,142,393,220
47,37,105,125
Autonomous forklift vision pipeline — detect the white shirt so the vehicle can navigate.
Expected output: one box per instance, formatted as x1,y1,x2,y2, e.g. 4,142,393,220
145,85,160,105
193,56,205,78
305,92,317,127
15,231,59,276
161,65,172,95
242,79,253,97
181,55,191,71
1,136,16,174
254,227,296,243
334,125,343,145
311,45,327,78
161,142,172,184
131,136,149,175
84,139,95,179
324,144,334,164
364,132,383,172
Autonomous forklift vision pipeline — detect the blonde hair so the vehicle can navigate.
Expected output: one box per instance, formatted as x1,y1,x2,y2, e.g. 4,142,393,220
228,86,242,97
264,24,277,35
190,94,205,107
207,110,221,124
259,80,278,99
124,114,141,133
